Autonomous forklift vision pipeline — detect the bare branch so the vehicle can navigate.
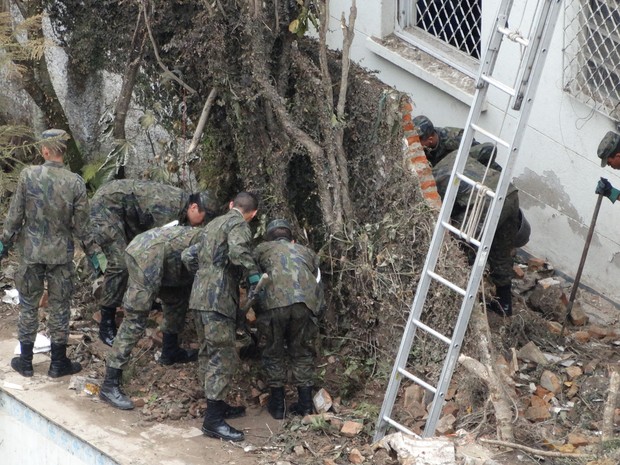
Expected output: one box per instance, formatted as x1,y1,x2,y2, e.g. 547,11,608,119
480,439,595,459
602,365,620,441
141,0,196,94
187,88,218,155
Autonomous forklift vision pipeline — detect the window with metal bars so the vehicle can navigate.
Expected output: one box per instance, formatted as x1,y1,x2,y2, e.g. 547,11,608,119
397,0,482,70
564,0,620,120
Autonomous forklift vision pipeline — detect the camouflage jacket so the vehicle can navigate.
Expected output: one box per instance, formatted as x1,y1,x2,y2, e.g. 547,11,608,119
432,150,517,213
1,160,96,264
253,239,323,315
90,180,191,242
126,226,202,289
182,208,259,317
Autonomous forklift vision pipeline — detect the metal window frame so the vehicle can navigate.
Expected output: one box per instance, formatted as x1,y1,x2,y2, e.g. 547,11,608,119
395,0,480,78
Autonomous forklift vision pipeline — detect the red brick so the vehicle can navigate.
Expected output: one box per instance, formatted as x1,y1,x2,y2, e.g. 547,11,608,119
403,122,415,132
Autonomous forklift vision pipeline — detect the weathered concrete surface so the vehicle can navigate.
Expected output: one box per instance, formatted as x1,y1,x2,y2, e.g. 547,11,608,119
0,339,281,465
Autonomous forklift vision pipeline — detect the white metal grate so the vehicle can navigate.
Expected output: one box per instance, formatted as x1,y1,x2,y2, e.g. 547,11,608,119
398,0,481,59
564,0,620,120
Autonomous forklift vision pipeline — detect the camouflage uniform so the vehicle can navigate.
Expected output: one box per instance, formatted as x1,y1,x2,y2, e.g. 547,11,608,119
107,226,201,369
1,160,96,344
433,151,520,287
182,208,259,401
91,180,194,310
425,127,499,170
253,239,322,388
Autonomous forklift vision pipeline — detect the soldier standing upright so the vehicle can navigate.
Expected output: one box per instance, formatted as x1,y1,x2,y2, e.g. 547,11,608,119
90,179,218,347
252,219,323,419
0,129,99,378
99,225,204,410
182,192,260,442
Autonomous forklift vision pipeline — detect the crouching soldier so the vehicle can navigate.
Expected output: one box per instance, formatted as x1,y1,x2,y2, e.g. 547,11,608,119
253,219,323,419
91,180,218,347
99,225,202,410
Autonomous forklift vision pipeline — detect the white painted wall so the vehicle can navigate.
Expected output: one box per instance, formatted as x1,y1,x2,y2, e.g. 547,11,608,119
326,1,620,304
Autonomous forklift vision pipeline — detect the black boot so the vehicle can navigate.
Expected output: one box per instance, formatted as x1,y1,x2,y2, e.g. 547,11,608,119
48,343,82,378
99,306,117,346
11,342,34,377
158,332,198,365
267,387,285,419
487,284,513,317
99,366,134,410
223,401,246,419
290,386,314,416
202,399,245,442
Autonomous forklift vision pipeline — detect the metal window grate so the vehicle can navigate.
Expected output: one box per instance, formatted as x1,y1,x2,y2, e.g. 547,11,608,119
564,0,620,120
398,0,481,59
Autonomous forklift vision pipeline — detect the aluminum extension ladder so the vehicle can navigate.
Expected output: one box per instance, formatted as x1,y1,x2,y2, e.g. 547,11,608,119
374,0,563,441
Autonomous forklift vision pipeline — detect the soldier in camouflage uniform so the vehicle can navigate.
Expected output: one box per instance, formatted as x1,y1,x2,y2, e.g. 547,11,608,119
90,179,218,347
433,150,521,316
98,225,203,410
253,219,323,419
413,115,499,168
182,192,260,442
595,131,620,203
0,129,99,378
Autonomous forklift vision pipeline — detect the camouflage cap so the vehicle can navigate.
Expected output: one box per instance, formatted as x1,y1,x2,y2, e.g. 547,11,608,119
266,219,292,235
196,190,219,215
412,115,435,139
597,131,620,167
40,129,70,151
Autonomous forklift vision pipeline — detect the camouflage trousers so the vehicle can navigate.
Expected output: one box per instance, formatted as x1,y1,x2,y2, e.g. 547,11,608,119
489,191,520,287
256,303,318,388
92,208,130,309
107,259,190,369
196,310,238,401
14,262,74,344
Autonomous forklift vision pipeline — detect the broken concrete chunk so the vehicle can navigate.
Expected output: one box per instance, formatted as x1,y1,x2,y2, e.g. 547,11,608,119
293,445,305,456
374,433,456,465
567,432,591,446
527,257,546,271
538,277,561,289
348,448,364,464
528,284,566,321
403,384,426,407
572,331,590,344
570,303,589,326
340,420,364,437
314,388,333,413
565,366,583,380
525,404,551,421
587,325,609,339
517,341,548,365
435,414,456,435
540,370,562,394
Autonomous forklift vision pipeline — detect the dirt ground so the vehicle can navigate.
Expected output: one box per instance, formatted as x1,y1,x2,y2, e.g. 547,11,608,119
0,253,619,465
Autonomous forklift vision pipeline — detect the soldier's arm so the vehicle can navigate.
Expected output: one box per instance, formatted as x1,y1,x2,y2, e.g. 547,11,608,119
181,241,202,275
72,178,99,256
228,223,259,276
1,170,27,248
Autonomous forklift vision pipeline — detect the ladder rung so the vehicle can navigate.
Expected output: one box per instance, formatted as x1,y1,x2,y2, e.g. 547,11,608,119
455,173,497,199
427,270,467,296
480,74,517,96
497,26,529,46
382,416,421,438
441,221,482,247
470,123,510,148
397,367,437,394
412,318,452,345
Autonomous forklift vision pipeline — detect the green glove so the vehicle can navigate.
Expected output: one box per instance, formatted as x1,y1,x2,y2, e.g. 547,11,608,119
0,240,6,259
89,254,101,273
248,274,260,285
595,177,620,203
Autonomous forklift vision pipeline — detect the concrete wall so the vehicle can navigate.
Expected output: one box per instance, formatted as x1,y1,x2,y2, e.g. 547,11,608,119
324,1,620,304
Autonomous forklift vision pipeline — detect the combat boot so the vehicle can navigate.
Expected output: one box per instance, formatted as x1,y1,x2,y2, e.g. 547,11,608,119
48,343,82,378
290,386,314,416
202,399,244,442
99,366,134,410
487,284,513,317
99,306,117,346
267,387,285,419
223,401,246,419
158,332,198,365
11,341,34,377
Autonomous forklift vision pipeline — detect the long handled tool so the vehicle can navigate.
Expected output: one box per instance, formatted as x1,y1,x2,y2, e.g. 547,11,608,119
560,194,604,338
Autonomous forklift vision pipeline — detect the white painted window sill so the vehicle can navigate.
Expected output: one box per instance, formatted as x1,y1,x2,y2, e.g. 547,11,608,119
366,35,482,108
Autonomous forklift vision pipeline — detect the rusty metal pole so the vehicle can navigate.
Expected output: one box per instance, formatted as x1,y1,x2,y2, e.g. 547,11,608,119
560,194,604,338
